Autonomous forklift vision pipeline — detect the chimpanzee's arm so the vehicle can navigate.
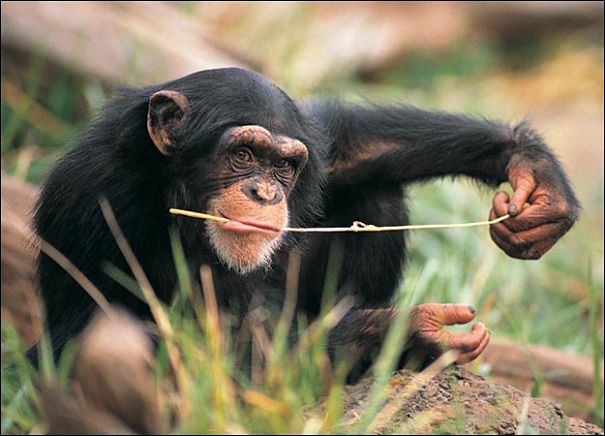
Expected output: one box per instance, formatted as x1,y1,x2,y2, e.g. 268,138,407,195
308,101,559,187
305,101,580,259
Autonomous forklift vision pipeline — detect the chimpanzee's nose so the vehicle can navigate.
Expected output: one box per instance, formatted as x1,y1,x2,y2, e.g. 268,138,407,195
241,180,282,205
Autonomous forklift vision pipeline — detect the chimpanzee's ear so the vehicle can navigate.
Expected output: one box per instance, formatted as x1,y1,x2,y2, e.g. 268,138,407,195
147,90,189,155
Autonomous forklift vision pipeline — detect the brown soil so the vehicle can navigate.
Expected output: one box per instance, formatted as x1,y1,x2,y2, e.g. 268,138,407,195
343,367,603,435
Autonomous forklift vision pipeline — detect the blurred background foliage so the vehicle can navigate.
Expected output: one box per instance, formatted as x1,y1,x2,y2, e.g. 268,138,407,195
1,1,603,432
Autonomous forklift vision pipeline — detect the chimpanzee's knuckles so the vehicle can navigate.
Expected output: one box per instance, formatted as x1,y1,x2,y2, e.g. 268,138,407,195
508,243,541,260
490,227,522,258
521,250,543,260
499,242,527,260
505,231,529,249
510,240,553,259
527,238,560,259
491,219,562,259
409,304,439,325
512,226,565,259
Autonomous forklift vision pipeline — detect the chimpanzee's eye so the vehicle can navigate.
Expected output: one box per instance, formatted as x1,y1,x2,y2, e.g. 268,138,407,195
231,147,254,168
275,159,295,178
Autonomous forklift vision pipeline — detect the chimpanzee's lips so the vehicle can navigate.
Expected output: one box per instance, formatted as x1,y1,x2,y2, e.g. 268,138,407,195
216,211,281,235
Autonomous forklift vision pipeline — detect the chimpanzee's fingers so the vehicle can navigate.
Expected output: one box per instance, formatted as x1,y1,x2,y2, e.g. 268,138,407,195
489,225,518,258
490,202,564,233
492,192,549,232
492,191,510,218
508,169,537,217
490,207,565,259
527,237,559,259
456,326,491,364
490,226,553,260
436,303,477,326
492,191,535,233
442,322,487,352
491,218,561,246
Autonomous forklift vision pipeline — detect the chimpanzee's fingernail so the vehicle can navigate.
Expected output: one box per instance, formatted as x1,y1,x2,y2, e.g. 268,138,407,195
509,204,518,214
468,305,476,314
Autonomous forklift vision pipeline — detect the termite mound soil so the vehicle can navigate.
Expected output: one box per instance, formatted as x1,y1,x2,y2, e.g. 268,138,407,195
343,366,603,435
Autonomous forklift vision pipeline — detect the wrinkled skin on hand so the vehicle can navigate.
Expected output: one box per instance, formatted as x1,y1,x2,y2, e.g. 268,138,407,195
406,303,490,365
489,133,580,260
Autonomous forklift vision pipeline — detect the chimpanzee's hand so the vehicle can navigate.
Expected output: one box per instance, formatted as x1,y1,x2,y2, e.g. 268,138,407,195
489,151,580,260
408,303,490,364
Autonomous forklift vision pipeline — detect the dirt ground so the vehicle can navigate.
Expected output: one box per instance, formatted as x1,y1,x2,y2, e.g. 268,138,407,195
343,366,603,435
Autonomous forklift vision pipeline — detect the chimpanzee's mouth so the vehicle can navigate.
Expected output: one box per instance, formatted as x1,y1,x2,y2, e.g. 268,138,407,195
216,211,281,234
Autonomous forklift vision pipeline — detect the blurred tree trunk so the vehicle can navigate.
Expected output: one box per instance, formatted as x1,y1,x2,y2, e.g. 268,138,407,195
466,338,604,423
0,1,246,86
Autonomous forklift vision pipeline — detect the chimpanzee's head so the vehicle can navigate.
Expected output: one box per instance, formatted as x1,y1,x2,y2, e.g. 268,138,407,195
145,68,324,274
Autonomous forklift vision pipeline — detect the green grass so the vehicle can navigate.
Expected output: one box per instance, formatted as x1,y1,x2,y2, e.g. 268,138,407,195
3,210,600,433
405,180,602,354
0,235,414,434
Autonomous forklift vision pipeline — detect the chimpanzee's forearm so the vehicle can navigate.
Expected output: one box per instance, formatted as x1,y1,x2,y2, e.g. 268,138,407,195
328,308,397,354
328,308,400,382
308,101,562,188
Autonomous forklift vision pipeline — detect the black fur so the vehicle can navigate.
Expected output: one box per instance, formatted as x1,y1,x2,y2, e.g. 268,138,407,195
33,68,579,376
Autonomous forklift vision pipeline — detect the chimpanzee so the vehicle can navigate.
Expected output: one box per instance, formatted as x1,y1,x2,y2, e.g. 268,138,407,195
33,68,579,378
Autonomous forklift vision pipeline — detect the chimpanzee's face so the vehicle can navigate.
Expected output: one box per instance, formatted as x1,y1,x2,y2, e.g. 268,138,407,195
146,71,313,274
204,125,308,273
